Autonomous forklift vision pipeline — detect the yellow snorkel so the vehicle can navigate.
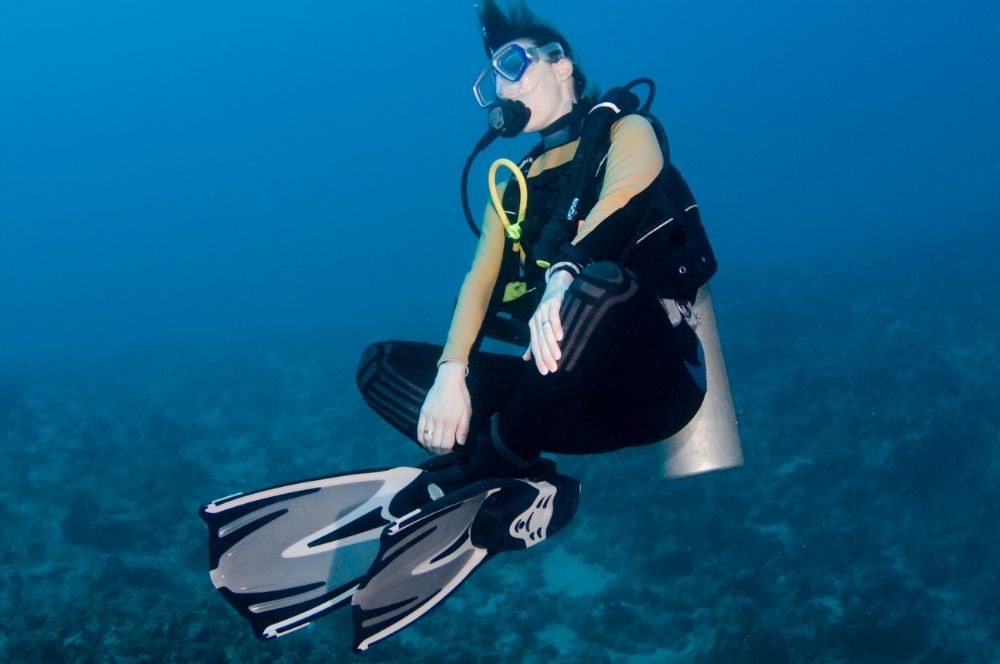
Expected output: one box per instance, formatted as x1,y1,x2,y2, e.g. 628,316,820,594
487,158,528,260
460,99,531,239
488,158,557,303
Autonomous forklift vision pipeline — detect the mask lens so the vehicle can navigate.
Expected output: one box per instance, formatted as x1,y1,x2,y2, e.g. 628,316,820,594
472,68,498,107
494,45,529,81
473,42,562,107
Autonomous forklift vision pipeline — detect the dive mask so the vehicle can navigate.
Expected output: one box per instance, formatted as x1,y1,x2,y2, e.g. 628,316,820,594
472,41,566,107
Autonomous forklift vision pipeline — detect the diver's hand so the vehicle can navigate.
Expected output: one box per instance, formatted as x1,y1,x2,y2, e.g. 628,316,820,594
523,270,573,375
417,361,472,455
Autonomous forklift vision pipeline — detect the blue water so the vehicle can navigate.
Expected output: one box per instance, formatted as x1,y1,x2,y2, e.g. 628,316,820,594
1,0,998,661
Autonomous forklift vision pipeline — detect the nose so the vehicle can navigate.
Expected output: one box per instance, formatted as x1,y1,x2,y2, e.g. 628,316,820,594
495,76,517,100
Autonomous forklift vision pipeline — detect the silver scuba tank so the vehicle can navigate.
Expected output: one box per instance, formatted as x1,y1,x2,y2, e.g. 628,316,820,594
662,285,743,479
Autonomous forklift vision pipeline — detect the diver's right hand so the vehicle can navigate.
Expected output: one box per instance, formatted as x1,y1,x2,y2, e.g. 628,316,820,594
417,362,472,455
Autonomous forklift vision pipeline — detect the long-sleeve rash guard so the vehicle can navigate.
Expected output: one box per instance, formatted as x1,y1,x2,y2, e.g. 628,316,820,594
439,114,664,369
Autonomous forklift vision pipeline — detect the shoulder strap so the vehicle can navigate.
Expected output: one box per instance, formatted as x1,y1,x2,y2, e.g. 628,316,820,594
555,86,642,223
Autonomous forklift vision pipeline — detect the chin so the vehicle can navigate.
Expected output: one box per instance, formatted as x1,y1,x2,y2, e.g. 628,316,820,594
522,113,547,134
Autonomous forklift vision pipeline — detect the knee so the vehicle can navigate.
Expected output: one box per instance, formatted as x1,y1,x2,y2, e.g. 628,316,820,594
568,262,637,303
580,260,625,282
356,342,388,393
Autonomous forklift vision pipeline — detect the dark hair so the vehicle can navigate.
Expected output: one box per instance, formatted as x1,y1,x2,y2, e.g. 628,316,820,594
475,0,596,104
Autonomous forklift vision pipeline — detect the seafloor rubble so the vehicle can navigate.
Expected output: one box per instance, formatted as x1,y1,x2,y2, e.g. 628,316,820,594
1,242,997,663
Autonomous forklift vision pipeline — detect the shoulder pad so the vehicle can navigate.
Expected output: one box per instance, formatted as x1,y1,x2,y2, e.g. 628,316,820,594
589,86,641,119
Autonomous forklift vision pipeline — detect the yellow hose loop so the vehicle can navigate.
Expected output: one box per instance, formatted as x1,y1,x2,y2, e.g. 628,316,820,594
488,158,528,242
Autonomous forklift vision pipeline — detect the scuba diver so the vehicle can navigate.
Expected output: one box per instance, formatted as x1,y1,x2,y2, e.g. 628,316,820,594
199,0,737,651
360,0,714,483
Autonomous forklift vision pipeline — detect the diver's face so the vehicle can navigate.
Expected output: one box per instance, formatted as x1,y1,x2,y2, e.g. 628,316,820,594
494,39,575,133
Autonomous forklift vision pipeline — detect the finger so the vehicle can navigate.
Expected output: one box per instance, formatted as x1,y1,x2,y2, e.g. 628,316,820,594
417,413,430,449
548,305,565,341
536,316,560,372
426,416,442,453
522,347,532,361
441,421,458,452
528,318,547,375
541,316,561,364
435,417,456,455
431,420,447,455
535,323,552,373
533,334,549,375
456,415,470,446
534,342,549,374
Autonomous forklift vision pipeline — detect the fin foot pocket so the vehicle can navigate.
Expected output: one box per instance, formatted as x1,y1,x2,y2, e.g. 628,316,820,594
351,471,581,651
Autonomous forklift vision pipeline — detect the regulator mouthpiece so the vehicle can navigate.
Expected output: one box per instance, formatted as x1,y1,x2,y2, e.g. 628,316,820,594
488,99,530,138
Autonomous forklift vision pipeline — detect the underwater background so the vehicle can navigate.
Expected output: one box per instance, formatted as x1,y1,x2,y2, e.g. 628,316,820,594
1,0,998,661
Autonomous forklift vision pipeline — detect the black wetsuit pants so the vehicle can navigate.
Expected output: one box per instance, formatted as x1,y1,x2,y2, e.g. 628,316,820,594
356,262,706,473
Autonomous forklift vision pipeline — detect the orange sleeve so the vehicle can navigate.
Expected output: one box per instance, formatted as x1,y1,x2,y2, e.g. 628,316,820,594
574,114,663,242
438,183,508,368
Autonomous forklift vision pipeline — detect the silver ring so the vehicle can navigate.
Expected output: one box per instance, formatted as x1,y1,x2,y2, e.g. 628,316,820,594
542,320,551,325
423,429,432,435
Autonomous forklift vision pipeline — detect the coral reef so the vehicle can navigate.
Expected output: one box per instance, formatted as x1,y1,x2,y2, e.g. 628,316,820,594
1,248,997,662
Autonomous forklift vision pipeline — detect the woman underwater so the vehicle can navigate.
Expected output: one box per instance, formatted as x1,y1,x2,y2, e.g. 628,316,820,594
357,0,710,481
201,0,726,650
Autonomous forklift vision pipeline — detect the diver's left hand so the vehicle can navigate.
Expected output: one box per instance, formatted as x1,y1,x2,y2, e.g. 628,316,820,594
523,270,573,375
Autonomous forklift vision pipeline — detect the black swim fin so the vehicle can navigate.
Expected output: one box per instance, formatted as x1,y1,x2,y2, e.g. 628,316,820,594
351,465,580,651
199,460,466,639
